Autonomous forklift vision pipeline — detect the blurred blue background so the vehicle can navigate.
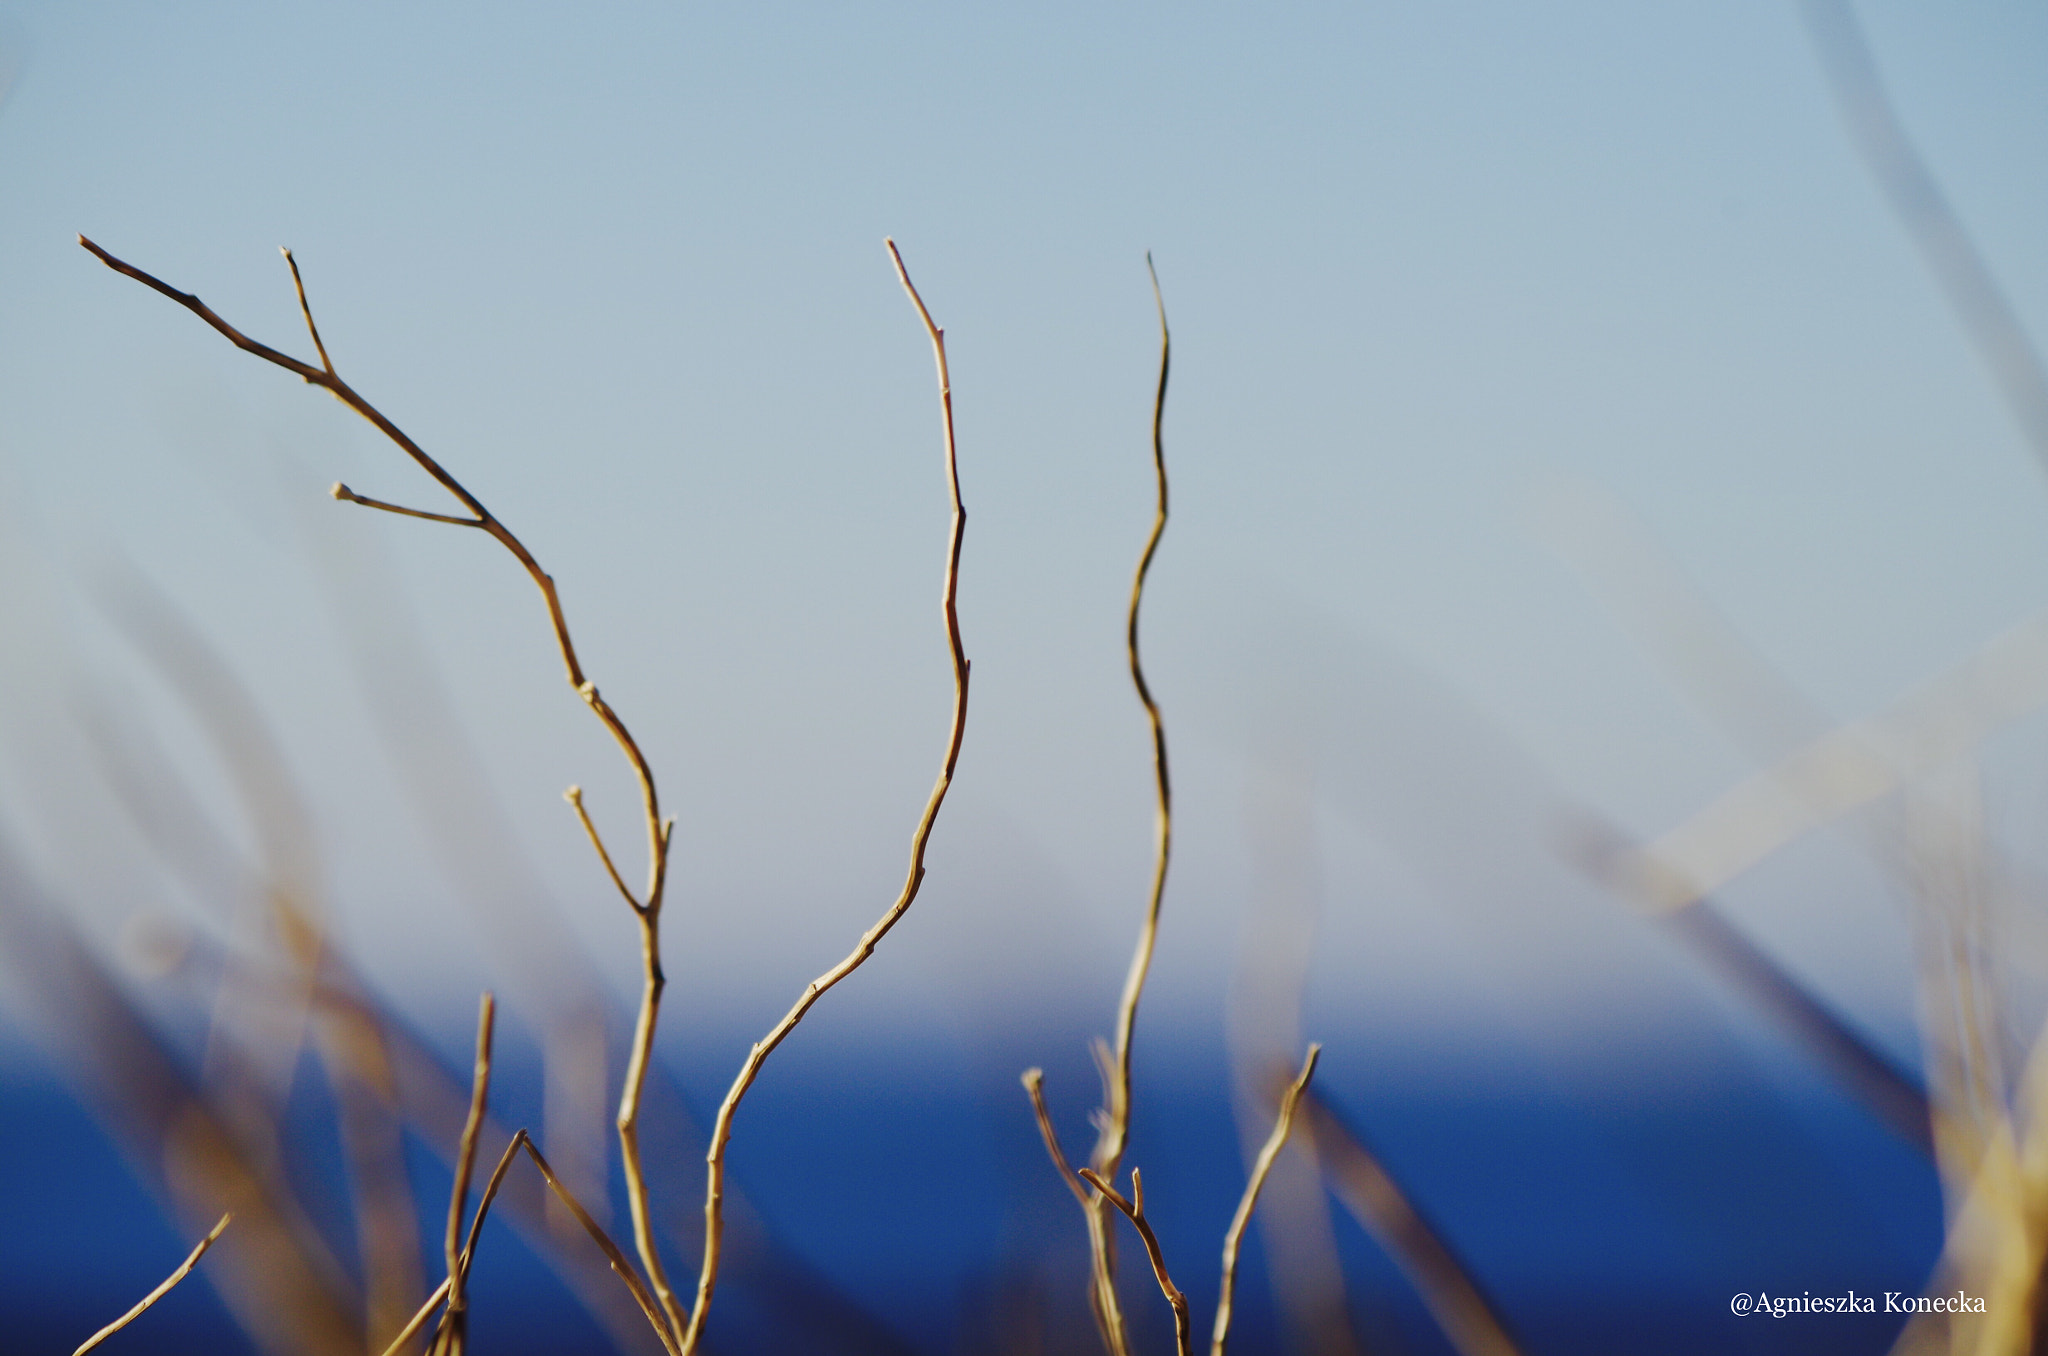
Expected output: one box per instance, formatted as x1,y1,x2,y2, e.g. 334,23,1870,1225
1,2,2044,1351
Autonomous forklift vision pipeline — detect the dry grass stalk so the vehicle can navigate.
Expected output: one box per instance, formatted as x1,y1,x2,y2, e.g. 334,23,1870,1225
430,993,496,1356
73,1211,232,1356
80,235,685,1343
674,237,970,1356
524,1129,681,1353
377,1280,453,1356
1211,1044,1318,1356
1079,1168,1189,1356
1300,1090,1521,1356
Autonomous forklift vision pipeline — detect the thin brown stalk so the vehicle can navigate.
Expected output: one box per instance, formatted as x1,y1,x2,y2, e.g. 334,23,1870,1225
1066,253,1174,1356
378,1279,453,1356
675,237,970,1356
82,237,684,1343
1022,1069,1125,1353
521,1137,680,1355
385,1128,530,1356
73,1212,232,1356
1080,1168,1190,1356
1021,1069,1090,1206
1099,253,1173,1177
461,1130,529,1278
432,993,496,1356
1302,1090,1522,1356
1212,1045,1319,1356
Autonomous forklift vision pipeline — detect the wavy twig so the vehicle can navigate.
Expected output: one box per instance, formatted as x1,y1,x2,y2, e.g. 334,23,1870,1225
81,236,684,1343
1080,1168,1189,1356
73,1212,232,1356
1212,1044,1319,1356
675,238,970,1356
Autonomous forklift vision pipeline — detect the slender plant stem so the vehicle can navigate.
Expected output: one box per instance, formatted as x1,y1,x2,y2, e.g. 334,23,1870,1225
432,994,495,1356
1081,1168,1190,1356
81,237,683,1344
520,1138,680,1355
378,1280,453,1356
1212,1044,1319,1356
73,1212,232,1356
675,238,970,1356
1077,254,1174,1356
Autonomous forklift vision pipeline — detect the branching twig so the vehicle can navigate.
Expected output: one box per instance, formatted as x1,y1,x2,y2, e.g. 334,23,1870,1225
675,237,971,1356
81,236,684,1343
72,1212,232,1356
1212,1045,1319,1356
1080,1168,1190,1356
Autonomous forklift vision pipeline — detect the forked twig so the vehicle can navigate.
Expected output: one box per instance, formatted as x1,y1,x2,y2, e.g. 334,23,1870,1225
1080,1168,1190,1356
675,238,971,1356
73,1212,232,1356
1212,1045,1319,1356
82,236,686,1343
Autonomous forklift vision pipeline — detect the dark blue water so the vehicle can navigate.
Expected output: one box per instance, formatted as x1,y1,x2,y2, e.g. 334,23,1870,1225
0,1010,1943,1356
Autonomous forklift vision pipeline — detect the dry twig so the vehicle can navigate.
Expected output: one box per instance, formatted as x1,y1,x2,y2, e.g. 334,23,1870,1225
1212,1044,1319,1356
675,237,970,1356
430,993,496,1356
81,236,684,1343
1027,256,1174,1356
1079,1168,1189,1356
73,1212,232,1356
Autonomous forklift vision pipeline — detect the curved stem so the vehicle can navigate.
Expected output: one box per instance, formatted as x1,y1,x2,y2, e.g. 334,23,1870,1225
82,238,681,1346
675,238,970,1356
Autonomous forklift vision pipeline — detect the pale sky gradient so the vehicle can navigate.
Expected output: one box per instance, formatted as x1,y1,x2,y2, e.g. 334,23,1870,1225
2,1,2045,1072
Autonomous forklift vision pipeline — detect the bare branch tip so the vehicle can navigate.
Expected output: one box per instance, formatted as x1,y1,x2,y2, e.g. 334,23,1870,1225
565,784,584,804
1022,1067,1044,1089
329,482,348,500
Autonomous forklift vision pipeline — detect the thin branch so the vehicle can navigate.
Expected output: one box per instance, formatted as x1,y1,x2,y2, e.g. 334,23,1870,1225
676,237,971,1356
377,1279,453,1356
282,247,336,376
460,1130,529,1280
1100,252,1174,1175
566,785,643,912
83,238,682,1344
1080,1168,1190,1356
1071,254,1174,1356
1213,1044,1320,1356
433,994,495,1356
1024,1067,1126,1355
520,1138,680,1356
331,483,484,529
73,1212,232,1356
1021,1069,1091,1207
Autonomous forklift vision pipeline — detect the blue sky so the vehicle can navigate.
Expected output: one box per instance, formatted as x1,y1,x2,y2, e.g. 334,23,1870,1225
0,0,2044,1080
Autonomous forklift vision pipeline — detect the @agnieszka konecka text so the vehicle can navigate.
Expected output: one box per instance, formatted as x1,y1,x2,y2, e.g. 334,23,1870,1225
1732,1291,1987,1317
